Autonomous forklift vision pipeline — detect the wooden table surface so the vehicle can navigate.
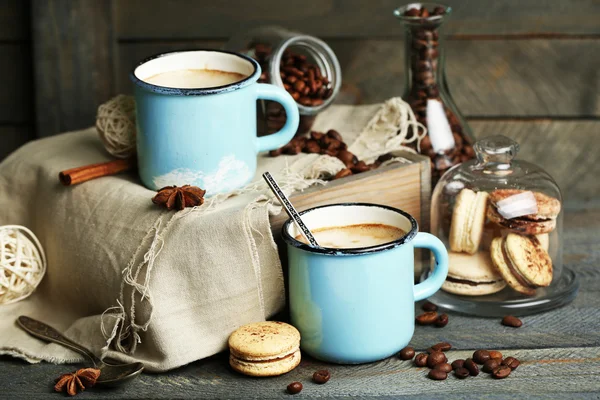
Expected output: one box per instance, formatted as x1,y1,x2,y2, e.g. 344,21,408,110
2,207,600,399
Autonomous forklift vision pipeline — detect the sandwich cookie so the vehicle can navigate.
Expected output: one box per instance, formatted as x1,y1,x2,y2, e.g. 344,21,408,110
442,252,507,296
228,321,301,377
487,190,561,235
449,189,489,254
490,233,553,296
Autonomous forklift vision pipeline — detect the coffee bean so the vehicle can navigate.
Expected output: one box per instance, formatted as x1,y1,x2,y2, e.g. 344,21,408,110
311,98,324,107
502,315,523,328
451,359,465,370
285,75,298,84
482,359,501,373
454,367,469,379
434,363,452,373
416,311,438,325
336,150,357,166
492,365,512,379
326,129,343,142
303,139,321,154
422,301,437,312
502,357,520,370
299,96,312,106
334,168,352,180
399,346,415,360
291,91,300,101
293,80,306,92
312,369,331,384
420,7,430,17
428,369,447,380
414,353,428,367
473,350,491,364
431,342,452,352
464,358,479,376
432,6,445,15
404,7,421,17
427,351,447,368
489,350,503,360
311,131,324,141
269,148,283,157
351,161,370,173
435,314,449,327
287,382,302,394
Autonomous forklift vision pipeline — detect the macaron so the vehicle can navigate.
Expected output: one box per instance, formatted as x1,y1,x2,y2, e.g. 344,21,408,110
449,189,489,254
228,321,301,377
441,251,507,296
490,233,553,296
487,189,561,235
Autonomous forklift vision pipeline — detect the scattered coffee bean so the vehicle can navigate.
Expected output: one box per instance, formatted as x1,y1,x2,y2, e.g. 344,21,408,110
454,367,469,379
451,359,465,370
502,357,520,370
427,351,447,369
428,369,447,380
482,359,501,373
435,314,448,327
312,369,331,384
431,342,452,352
489,350,503,360
399,346,416,360
416,311,438,325
351,160,370,173
287,382,303,394
434,363,452,373
473,350,491,364
426,347,436,354
502,315,523,328
414,353,428,367
334,168,353,180
492,365,512,379
464,358,479,376
422,301,437,312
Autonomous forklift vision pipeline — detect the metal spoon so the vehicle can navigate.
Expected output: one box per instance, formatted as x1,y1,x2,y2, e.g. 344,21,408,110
262,171,320,247
17,316,144,387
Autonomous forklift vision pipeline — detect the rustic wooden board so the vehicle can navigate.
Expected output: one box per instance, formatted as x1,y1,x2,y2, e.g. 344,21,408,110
114,0,600,39
0,44,32,124
0,0,29,40
31,0,116,137
471,119,600,205
0,126,33,160
116,39,600,117
269,152,430,235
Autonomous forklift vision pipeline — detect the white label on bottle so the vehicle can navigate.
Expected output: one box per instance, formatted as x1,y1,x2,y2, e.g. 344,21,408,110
426,99,455,153
496,191,538,219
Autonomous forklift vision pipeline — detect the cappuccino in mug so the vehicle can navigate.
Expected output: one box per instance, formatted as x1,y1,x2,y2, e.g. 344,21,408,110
296,223,406,249
145,68,247,89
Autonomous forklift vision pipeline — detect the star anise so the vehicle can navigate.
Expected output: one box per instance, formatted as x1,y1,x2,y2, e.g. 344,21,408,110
54,368,101,396
152,185,206,211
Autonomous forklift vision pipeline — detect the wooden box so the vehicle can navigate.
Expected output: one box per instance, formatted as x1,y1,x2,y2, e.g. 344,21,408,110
270,150,431,277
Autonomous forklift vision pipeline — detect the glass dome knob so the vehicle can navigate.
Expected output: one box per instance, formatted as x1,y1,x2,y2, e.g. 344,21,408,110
474,135,519,165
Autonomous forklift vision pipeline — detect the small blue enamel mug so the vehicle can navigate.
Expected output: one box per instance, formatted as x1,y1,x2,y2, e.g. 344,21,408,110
131,50,299,193
282,203,449,364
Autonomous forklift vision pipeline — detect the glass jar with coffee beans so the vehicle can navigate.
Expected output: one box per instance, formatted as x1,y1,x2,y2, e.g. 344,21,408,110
394,3,475,184
225,26,342,135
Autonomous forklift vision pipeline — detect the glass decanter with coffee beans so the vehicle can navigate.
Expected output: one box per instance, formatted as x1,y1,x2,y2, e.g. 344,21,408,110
394,3,475,184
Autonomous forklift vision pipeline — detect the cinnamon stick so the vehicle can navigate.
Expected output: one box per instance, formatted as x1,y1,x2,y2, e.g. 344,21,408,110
59,158,135,186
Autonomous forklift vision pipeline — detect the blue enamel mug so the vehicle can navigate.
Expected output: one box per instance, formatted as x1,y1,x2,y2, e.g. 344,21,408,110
282,203,449,364
131,50,299,193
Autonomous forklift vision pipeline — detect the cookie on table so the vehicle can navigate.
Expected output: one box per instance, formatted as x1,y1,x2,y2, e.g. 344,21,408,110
487,189,561,235
442,251,507,296
449,189,489,254
228,321,301,377
490,233,553,296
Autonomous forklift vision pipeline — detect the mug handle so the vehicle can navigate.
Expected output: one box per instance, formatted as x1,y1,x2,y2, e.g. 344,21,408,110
412,232,449,302
255,83,300,153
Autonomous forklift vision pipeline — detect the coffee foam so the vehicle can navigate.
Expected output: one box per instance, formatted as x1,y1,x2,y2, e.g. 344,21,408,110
144,69,247,89
296,223,405,249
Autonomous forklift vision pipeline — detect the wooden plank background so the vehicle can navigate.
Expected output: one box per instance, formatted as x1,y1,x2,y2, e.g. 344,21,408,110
1,0,599,204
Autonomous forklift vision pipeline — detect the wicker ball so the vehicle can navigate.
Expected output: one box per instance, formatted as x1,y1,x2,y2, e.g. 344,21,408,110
96,95,137,159
0,225,47,305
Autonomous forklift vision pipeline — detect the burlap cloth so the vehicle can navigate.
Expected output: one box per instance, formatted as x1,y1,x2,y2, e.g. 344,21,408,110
0,100,422,372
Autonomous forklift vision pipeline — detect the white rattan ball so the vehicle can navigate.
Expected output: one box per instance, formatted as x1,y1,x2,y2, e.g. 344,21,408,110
96,95,137,159
0,225,47,305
